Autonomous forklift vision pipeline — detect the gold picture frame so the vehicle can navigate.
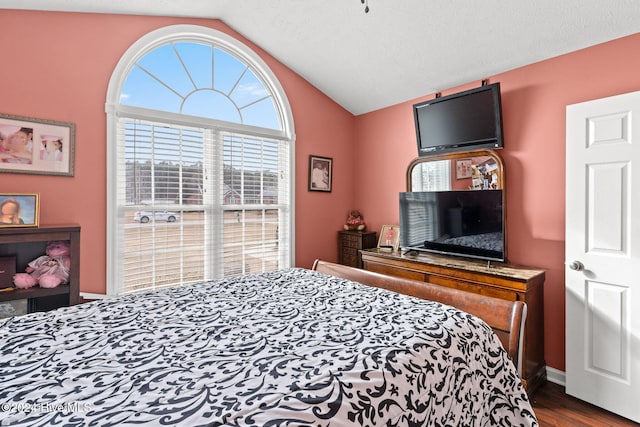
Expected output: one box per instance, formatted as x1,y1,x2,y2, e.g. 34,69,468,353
0,194,40,228
377,224,400,251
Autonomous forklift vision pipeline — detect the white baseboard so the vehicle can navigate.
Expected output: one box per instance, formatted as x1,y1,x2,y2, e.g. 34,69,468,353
80,292,110,300
545,366,566,387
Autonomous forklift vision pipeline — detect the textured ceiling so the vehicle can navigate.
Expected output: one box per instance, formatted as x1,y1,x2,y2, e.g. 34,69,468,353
2,0,640,115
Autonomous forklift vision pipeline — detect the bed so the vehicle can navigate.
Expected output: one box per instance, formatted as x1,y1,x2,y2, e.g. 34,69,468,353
0,260,537,426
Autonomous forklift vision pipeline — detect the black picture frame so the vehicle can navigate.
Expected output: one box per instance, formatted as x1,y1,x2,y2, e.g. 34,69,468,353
308,155,332,192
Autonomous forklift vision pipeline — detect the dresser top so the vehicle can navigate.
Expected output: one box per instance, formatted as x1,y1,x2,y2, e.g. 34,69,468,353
0,224,80,235
361,248,545,282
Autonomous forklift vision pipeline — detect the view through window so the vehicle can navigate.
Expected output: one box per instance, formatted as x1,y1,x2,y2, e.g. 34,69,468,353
108,27,293,295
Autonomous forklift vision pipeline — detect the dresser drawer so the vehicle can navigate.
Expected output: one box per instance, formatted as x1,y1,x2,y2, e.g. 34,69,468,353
364,262,426,282
341,234,362,248
427,274,518,301
342,247,357,257
338,231,377,268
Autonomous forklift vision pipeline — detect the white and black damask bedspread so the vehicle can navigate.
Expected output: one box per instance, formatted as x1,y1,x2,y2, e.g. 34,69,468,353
0,268,537,426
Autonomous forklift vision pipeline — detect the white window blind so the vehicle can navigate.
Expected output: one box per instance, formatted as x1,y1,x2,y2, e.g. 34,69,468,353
115,118,290,294
406,160,451,244
402,192,438,246
411,159,451,191
117,119,210,294
221,133,289,276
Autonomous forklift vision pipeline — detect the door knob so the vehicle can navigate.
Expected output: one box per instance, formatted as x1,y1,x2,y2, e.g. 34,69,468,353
569,260,584,271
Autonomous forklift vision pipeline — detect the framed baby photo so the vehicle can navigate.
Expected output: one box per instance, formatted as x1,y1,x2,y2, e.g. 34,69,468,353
0,194,40,228
308,155,332,192
0,113,75,176
377,224,400,251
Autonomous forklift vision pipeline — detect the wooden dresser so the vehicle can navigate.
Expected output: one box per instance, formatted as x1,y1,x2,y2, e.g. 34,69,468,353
361,248,546,394
338,230,377,268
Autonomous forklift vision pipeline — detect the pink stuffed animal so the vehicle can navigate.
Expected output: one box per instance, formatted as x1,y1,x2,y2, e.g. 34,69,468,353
13,240,71,289
343,210,367,231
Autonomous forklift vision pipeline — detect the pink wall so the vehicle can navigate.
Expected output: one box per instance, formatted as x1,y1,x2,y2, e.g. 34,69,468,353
0,10,355,292
2,8,639,373
355,33,640,371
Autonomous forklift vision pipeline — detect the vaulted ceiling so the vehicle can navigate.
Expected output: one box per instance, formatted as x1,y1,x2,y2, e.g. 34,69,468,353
3,1,640,115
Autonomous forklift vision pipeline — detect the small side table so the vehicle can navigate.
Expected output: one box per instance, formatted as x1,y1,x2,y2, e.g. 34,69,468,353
337,230,377,268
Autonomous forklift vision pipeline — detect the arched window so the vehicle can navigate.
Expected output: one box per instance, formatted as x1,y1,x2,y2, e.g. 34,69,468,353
105,25,294,296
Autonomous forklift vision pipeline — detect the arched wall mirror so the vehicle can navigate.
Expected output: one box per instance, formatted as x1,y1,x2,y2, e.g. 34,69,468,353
406,149,505,192
403,149,507,262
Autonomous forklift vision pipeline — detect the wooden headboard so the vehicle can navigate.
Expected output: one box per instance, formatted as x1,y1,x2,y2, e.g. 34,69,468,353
312,259,527,377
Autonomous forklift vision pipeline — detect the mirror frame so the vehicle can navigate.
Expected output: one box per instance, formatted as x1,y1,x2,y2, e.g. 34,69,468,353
406,149,507,262
406,149,505,192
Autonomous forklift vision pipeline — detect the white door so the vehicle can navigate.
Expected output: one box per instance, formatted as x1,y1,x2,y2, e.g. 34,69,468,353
566,90,640,423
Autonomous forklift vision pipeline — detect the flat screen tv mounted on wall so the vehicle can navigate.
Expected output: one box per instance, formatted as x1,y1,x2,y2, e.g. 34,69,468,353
413,82,504,156
399,190,505,262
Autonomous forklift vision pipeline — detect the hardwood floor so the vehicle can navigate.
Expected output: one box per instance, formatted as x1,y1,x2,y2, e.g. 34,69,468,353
531,381,638,426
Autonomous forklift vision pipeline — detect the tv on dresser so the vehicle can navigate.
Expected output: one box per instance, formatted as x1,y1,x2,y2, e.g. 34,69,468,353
399,189,505,262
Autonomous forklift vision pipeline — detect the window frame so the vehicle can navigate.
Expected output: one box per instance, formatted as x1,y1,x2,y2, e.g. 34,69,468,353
105,25,295,296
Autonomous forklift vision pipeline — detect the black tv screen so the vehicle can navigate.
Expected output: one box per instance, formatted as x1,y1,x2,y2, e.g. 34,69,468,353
399,190,505,262
413,83,504,156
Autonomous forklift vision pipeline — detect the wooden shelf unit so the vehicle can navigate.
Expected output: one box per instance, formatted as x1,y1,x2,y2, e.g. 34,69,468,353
0,224,80,312
361,248,546,394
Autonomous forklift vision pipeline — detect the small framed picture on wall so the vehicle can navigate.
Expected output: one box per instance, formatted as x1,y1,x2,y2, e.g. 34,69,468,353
308,155,332,192
456,158,473,180
0,113,75,176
